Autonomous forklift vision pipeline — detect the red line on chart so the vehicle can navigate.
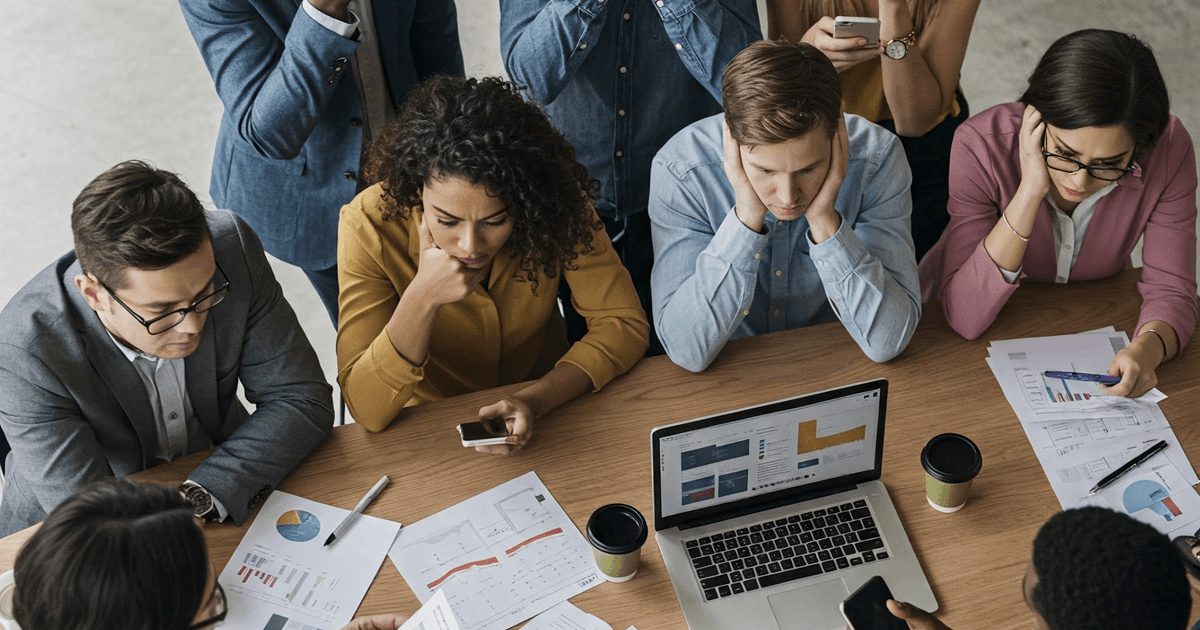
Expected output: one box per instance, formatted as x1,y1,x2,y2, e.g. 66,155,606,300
505,527,564,556
426,557,500,589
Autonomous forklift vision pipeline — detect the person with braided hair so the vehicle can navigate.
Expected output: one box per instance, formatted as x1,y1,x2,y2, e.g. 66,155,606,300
889,507,1194,630
336,75,649,447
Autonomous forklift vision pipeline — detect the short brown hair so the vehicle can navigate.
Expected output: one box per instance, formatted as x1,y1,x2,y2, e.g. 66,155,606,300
71,160,209,289
722,40,842,146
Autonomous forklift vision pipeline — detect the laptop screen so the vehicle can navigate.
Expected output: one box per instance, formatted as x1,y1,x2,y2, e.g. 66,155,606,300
652,380,887,531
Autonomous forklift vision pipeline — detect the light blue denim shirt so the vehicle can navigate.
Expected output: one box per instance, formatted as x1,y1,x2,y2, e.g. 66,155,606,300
500,0,760,219
649,113,921,371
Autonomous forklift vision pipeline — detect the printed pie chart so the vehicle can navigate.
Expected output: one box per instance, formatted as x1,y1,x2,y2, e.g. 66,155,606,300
276,510,321,543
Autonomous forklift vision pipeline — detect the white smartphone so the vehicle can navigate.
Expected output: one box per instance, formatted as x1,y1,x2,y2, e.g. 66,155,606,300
833,16,881,45
457,419,510,447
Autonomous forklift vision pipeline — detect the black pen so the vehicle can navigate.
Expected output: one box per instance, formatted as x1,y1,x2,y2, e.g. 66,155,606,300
1087,440,1169,495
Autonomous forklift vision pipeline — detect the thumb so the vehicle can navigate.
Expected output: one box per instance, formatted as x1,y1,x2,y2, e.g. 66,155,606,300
418,215,438,251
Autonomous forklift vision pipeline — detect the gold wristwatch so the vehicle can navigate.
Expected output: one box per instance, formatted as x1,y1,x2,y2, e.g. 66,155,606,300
883,29,917,60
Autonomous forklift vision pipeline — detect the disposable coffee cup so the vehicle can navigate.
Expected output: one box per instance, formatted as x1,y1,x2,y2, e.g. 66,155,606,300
586,503,648,582
920,433,982,513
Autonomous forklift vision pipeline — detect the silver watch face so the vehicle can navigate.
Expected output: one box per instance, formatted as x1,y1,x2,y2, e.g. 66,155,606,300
886,40,907,59
188,488,214,516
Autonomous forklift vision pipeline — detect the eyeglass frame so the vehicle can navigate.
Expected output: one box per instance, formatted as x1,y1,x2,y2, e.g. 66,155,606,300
187,581,228,630
98,260,230,335
1041,132,1139,182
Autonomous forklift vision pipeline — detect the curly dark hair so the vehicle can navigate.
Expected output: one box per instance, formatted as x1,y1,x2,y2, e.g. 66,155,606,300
1031,507,1190,630
364,75,602,292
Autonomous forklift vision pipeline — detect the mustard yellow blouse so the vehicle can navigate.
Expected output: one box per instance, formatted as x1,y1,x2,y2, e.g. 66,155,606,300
336,185,650,432
840,58,960,125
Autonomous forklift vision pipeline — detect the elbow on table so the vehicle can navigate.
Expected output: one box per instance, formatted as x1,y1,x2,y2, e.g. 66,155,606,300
862,343,904,364
661,342,716,374
944,307,989,341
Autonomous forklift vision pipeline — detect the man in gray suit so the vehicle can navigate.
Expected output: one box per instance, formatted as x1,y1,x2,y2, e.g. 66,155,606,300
0,161,333,536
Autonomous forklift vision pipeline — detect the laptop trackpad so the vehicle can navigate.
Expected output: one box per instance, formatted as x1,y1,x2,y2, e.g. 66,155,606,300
768,578,849,630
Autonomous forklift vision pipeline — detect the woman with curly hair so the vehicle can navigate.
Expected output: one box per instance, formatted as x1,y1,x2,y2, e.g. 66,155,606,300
336,75,649,446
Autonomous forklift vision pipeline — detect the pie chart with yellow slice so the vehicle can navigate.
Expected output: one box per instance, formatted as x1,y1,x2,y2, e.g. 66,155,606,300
276,509,321,543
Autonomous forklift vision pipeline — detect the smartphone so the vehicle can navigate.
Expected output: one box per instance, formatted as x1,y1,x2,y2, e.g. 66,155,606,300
457,419,510,447
840,576,907,630
833,16,881,45
1043,371,1122,386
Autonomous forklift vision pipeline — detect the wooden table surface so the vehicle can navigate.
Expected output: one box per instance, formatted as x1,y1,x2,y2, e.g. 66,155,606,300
3,269,1198,629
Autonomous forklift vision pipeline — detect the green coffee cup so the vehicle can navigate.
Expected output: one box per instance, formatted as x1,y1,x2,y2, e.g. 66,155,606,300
586,504,647,582
920,433,982,513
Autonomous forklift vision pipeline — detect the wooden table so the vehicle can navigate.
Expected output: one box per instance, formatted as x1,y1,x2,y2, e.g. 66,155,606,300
3,269,1199,629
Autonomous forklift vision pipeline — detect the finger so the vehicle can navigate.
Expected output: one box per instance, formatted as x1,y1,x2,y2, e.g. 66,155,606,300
1101,365,1136,397
475,443,517,456
820,33,873,51
508,415,532,446
478,401,510,424
417,217,438,251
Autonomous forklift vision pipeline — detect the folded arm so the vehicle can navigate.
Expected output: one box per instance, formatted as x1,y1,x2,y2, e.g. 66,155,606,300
653,0,763,102
178,0,359,159
499,0,611,105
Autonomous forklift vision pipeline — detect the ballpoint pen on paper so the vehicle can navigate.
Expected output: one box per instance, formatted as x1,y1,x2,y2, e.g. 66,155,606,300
1043,371,1122,386
324,475,390,546
1087,440,1169,495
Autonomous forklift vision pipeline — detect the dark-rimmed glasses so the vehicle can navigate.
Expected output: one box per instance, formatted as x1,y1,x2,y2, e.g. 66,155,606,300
187,581,227,630
1042,135,1138,182
100,261,230,335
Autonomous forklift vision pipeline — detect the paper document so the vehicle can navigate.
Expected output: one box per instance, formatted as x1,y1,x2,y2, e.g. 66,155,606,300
399,589,461,630
520,602,612,630
985,331,1200,537
388,471,602,630
219,491,403,630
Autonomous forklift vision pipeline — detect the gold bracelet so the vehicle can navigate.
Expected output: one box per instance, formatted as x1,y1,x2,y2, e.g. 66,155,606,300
1001,212,1029,242
1142,328,1171,362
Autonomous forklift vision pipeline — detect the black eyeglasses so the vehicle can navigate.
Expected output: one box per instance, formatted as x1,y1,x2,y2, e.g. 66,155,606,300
100,262,230,335
188,582,227,630
1041,134,1138,182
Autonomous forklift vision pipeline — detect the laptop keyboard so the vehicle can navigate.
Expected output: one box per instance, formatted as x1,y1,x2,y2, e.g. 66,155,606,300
684,499,890,601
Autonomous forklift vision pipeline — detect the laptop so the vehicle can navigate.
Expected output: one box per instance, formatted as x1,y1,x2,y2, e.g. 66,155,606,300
652,379,937,630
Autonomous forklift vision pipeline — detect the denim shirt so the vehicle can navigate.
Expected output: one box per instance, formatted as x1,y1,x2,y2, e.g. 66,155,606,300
649,113,921,371
500,0,761,219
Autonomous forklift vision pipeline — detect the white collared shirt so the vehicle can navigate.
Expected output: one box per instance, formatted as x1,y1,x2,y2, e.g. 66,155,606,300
999,182,1119,283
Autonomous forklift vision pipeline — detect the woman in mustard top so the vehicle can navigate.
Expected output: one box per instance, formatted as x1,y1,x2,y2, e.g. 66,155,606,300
337,76,650,451
767,0,981,259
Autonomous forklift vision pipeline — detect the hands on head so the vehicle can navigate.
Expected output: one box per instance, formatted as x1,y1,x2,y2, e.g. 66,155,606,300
1017,104,1052,199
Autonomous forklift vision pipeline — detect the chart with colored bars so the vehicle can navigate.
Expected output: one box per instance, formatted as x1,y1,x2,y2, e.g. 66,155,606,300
796,418,865,456
228,545,342,625
390,472,601,630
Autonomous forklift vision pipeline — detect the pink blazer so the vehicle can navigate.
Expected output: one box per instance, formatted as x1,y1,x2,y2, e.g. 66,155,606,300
922,102,1198,347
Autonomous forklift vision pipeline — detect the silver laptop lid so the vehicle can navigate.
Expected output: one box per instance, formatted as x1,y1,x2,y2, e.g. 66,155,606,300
652,380,887,531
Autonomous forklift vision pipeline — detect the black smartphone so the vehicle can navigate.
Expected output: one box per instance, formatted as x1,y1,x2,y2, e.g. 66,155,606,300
840,576,907,630
457,419,510,447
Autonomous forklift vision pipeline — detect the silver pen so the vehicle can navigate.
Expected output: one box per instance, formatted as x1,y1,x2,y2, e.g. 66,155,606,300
324,475,390,546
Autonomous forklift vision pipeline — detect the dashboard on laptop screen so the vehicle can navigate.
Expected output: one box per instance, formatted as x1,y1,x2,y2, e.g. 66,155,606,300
655,384,884,523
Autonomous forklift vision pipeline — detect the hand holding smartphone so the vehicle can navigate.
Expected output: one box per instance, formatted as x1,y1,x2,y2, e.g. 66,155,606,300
841,576,907,630
833,16,881,45
457,418,510,447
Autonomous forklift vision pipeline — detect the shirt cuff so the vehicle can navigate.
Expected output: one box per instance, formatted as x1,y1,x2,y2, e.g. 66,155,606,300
184,480,229,522
997,265,1021,284
302,0,359,38
807,218,868,279
709,207,768,271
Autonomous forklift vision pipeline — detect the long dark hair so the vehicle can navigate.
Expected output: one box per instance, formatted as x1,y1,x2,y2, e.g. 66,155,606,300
13,478,210,630
1020,29,1169,155
364,75,602,292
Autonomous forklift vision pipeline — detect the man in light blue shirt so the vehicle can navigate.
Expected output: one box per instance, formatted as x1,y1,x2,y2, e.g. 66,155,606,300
650,40,921,372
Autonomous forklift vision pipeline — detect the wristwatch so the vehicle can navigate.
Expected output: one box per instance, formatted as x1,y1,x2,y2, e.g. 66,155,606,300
882,29,917,60
181,483,220,522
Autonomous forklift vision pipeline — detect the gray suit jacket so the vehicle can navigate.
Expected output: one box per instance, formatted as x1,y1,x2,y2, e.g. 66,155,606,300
0,211,333,536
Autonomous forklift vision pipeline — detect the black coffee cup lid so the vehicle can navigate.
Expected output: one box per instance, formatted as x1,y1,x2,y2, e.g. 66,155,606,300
921,433,982,484
586,503,647,555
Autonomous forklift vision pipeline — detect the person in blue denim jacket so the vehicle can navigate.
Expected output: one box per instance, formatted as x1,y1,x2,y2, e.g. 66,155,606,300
649,39,920,372
499,0,761,355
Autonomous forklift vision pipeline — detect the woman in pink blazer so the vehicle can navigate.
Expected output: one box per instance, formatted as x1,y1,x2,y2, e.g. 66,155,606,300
924,29,1197,398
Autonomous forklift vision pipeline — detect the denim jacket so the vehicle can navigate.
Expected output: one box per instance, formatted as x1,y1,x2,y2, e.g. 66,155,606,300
649,113,921,371
500,0,760,219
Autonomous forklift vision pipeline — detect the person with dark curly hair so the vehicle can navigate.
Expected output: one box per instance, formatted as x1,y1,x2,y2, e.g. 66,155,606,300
336,75,649,444
886,507,1194,630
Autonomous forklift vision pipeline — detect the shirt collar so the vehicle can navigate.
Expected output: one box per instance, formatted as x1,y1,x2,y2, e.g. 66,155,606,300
104,328,157,364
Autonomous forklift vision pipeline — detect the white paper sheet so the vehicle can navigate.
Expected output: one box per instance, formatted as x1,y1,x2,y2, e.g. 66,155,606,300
399,589,462,630
388,471,603,630
519,602,612,630
219,491,403,630
1085,462,1200,536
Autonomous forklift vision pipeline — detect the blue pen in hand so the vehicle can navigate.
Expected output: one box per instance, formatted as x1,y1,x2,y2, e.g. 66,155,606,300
1043,371,1121,386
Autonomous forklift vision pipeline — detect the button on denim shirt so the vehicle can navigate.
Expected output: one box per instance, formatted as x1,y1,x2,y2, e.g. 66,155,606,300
500,0,760,219
649,113,922,371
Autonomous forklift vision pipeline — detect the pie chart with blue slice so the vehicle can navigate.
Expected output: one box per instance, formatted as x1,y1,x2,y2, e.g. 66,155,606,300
1122,479,1182,522
276,509,321,543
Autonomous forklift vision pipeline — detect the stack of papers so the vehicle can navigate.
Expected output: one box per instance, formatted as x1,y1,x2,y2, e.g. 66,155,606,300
986,329,1200,536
